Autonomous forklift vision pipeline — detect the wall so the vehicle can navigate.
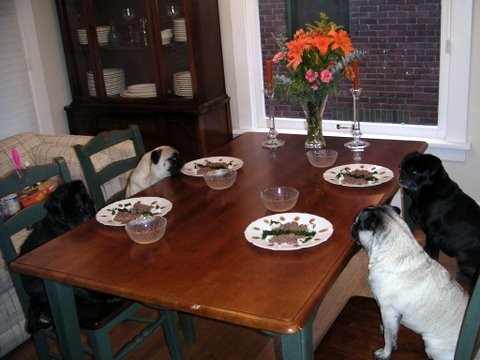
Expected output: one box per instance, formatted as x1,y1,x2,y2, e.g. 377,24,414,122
442,0,479,198
21,0,480,202
29,0,71,134
16,0,70,135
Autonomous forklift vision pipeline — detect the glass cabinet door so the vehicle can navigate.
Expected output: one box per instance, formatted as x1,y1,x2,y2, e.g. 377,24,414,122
91,0,157,99
63,0,97,99
157,0,193,99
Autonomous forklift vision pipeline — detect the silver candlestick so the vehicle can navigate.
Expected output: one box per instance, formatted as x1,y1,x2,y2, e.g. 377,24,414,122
262,86,285,149
344,87,369,151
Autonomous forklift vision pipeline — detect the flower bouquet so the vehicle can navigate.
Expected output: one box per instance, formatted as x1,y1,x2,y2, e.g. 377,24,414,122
272,12,361,149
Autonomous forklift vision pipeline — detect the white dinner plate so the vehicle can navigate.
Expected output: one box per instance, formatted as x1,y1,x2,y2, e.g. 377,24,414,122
323,164,394,187
120,90,157,98
181,156,244,177
96,197,172,226
244,212,333,251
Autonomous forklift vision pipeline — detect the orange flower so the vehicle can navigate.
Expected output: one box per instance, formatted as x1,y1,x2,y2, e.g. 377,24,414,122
292,29,307,40
311,35,333,56
286,35,313,70
328,29,353,56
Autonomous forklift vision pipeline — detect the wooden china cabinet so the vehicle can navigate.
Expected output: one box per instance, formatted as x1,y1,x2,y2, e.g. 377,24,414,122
55,0,232,160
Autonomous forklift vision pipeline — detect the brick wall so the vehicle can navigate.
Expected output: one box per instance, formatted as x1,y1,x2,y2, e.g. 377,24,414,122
260,0,440,125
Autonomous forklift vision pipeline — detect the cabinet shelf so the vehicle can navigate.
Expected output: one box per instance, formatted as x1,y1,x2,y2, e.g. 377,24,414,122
99,45,150,50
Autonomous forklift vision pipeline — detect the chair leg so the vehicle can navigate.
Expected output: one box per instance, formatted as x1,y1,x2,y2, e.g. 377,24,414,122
88,329,114,360
32,332,52,360
179,312,196,344
161,310,185,360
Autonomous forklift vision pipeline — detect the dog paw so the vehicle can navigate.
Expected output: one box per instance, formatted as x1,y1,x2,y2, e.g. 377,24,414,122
374,348,392,360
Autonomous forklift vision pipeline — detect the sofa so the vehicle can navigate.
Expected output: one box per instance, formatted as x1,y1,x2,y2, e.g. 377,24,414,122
0,132,135,357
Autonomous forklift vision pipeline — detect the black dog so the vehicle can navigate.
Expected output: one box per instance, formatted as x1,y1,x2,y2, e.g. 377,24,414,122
398,151,480,283
20,180,121,333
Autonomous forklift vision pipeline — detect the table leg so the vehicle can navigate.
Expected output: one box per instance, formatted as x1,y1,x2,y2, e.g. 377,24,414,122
280,321,314,360
266,310,316,360
44,279,83,359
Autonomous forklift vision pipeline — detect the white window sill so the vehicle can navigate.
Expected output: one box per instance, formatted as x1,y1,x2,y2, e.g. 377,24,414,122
233,124,471,162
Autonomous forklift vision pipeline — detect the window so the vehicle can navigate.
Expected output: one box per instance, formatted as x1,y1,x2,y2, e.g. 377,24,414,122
224,0,472,161
264,1,440,126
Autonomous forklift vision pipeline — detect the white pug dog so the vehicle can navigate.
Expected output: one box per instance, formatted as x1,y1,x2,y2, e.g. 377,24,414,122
126,145,185,197
352,204,469,360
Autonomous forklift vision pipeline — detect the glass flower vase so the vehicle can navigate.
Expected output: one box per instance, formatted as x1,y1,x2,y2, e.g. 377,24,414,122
301,96,328,150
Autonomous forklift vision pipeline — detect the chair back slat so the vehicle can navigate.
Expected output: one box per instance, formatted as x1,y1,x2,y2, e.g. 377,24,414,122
95,157,140,185
74,124,145,210
1,158,71,197
80,126,144,156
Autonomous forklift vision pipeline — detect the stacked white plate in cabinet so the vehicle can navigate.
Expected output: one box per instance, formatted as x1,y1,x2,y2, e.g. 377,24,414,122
77,25,110,46
120,83,157,98
173,71,193,98
87,68,125,96
173,18,187,42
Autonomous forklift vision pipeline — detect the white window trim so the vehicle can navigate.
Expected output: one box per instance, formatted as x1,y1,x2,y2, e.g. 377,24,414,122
14,0,54,134
222,0,472,162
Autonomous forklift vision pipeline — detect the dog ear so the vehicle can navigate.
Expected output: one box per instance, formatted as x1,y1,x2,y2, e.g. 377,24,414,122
358,208,383,232
391,206,401,215
425,154,444,178
400,151,421,166
150,149,161,165
351,207,383,245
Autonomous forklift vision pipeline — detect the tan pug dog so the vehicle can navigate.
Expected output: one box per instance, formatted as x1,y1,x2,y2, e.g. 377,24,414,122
126,145,185,197
352,204,468,360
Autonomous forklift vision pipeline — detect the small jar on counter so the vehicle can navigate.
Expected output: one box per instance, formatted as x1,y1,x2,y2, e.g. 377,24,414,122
1,193,21,220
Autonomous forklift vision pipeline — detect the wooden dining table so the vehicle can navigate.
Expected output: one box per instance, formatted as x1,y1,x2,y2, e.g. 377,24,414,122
11,132,427,360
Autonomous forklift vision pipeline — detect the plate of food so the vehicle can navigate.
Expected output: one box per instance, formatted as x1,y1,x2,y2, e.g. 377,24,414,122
96,197,173,226
244,212,333,251
181,156,244,177
323,164,394,187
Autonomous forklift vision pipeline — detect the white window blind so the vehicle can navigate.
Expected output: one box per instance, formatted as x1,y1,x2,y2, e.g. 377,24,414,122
0,0,38,138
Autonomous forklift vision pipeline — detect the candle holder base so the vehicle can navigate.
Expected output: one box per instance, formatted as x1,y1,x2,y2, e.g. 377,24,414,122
344,138,370,152
262,138,285,149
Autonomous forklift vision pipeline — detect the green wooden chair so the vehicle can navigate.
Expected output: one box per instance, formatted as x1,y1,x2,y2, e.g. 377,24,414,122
74,124,146,211
0,158,193,359
73,124,196,352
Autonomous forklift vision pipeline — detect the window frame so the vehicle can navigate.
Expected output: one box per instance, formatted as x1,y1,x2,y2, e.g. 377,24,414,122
223,0,472,161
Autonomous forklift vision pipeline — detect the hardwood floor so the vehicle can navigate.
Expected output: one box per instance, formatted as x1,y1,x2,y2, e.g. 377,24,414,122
3,249,371,360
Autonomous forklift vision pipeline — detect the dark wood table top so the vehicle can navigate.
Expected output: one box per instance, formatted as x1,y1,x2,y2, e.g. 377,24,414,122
12,133,427,335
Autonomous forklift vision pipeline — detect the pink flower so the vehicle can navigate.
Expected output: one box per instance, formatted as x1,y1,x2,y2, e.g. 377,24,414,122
305,69,319,83
310,83,319,90
273,51,286,63
320,69,333,83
